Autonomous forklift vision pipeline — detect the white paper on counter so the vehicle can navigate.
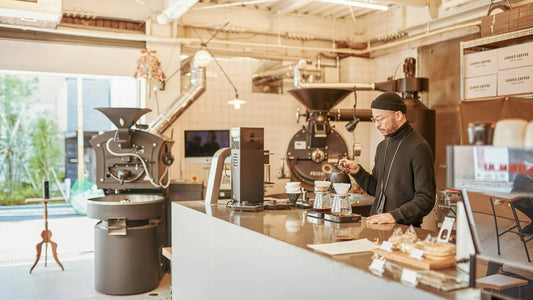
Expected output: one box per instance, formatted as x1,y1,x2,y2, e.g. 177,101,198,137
307,238,378,255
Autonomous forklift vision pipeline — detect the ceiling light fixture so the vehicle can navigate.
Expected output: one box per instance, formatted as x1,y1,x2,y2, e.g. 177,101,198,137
228,94,246,110
157,0,199,25
315,0,389,11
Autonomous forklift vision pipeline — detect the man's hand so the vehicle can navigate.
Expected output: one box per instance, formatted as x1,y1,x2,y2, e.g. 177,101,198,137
365,222,396,231
366,213,395,224
339,158,360,174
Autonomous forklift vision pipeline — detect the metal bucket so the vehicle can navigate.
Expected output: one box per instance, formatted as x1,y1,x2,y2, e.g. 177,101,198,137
87,194,165,295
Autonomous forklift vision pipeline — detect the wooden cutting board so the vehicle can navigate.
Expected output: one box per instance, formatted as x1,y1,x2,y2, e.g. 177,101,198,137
372,249,456,270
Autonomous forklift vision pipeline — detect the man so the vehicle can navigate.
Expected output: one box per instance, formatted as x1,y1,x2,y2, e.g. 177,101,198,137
340,92,436,227
202,130,221,156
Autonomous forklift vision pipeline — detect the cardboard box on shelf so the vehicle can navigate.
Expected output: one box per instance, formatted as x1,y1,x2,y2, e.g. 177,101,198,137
464,75,497,99
518,3,533,29
480,3,533,37
481,10,509,37
508,9,519,32
464,49,498,78
497,65,533,96
498,41,533,70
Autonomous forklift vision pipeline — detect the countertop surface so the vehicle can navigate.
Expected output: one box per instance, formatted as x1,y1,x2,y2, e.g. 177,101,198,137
176,200,478,299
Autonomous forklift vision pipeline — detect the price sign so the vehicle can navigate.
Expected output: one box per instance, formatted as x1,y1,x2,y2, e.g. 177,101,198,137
401,268,418,287
380,241,394,252
369,258,385,275
409,248,424,261
437,217,455,243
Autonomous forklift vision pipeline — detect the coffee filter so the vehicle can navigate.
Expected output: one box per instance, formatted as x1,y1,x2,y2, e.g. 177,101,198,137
333,183,351,194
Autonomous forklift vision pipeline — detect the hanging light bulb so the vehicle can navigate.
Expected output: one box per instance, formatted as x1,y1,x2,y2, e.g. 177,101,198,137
193,50,212,67
228,93,246,110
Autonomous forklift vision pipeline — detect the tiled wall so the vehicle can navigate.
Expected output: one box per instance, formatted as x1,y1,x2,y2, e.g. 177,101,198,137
167,49,419,195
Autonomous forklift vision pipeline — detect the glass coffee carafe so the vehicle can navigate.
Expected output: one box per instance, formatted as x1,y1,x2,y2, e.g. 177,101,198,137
313,181,331,210
331,194,352,217
313,192,331,210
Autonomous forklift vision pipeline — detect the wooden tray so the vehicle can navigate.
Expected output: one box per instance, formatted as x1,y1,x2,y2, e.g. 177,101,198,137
372,249,456,270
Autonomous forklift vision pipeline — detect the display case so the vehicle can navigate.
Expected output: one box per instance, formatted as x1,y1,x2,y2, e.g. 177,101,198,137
460,27,533,101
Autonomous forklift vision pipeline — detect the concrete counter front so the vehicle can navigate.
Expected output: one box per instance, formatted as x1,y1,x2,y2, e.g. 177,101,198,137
171,201,479,299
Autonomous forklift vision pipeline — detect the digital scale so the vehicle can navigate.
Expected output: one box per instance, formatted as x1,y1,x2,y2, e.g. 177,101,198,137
307,209,326,219
231,203,265,212
264,199,293,210
324,213,361,223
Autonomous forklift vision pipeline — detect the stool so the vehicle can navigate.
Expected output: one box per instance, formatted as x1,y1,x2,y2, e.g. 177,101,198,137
162,247,172,261
476,274,528,298
25,196,65,273
485,192,533,262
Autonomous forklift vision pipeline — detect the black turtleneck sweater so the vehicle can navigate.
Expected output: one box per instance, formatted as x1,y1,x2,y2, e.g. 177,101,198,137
351,122,436,226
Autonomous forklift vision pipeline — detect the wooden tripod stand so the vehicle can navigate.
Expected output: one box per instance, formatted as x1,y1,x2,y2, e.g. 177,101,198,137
26,196,65,273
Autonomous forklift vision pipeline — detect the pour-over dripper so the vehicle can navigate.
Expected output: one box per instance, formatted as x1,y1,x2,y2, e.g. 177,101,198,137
286,192,301,206
333,183,351,195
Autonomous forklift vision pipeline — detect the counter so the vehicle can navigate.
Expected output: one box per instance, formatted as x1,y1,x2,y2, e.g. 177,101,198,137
171,201,480,300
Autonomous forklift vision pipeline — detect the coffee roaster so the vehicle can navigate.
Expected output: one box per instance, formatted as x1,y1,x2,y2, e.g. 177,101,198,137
86,50,209,295
285,58,434,190
87,107,174,295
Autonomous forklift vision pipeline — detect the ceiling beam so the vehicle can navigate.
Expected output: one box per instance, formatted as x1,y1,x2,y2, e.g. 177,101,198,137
388,0,430,6
275,0,313,15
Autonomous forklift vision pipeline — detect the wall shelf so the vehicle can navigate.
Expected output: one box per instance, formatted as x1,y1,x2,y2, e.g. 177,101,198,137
460,28,533,101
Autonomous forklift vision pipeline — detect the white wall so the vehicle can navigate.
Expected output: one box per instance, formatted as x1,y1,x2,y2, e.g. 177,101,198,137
0,37,423,195
0,39,139,76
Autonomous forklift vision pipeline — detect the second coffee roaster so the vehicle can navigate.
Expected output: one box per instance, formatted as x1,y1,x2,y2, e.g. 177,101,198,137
285,58,435,191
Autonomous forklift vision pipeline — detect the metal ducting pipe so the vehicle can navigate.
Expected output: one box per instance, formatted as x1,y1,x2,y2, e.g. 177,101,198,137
329,108,373,122
148,60,207,135
252,63,322,86
293,60,375,90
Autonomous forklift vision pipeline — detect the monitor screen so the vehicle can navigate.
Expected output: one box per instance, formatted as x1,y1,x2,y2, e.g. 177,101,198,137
184,130,230,159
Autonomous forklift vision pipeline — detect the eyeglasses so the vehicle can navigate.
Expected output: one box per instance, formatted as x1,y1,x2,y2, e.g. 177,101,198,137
370,113,393,124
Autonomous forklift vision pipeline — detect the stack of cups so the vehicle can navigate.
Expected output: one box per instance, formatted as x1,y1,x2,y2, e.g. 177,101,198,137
285,182,301,205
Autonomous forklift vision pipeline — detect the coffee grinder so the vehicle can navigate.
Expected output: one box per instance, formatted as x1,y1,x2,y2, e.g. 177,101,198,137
229,127,265,211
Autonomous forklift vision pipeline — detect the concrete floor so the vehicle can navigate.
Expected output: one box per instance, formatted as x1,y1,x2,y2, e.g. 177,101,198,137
0,205,171,300
2,201,532,299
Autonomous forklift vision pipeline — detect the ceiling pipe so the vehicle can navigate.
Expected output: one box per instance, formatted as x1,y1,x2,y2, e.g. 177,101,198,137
0,19,480,57
293,60,375,90
251,62,322,86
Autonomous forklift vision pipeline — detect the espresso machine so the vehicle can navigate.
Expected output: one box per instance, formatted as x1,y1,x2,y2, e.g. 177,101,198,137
87,107,174,295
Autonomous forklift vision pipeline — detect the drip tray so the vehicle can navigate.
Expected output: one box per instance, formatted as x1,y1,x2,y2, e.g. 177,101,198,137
296,202,312,209
307,210,325,219
231,204,265,212
324,213,361,223
264,202,293,210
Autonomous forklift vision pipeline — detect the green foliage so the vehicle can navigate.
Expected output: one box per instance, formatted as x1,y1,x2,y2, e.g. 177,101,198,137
0,184,41,206
29,118,65,187
0,75,64,206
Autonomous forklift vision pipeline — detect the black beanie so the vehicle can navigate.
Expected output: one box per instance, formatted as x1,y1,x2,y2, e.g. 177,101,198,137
370,92,406,113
